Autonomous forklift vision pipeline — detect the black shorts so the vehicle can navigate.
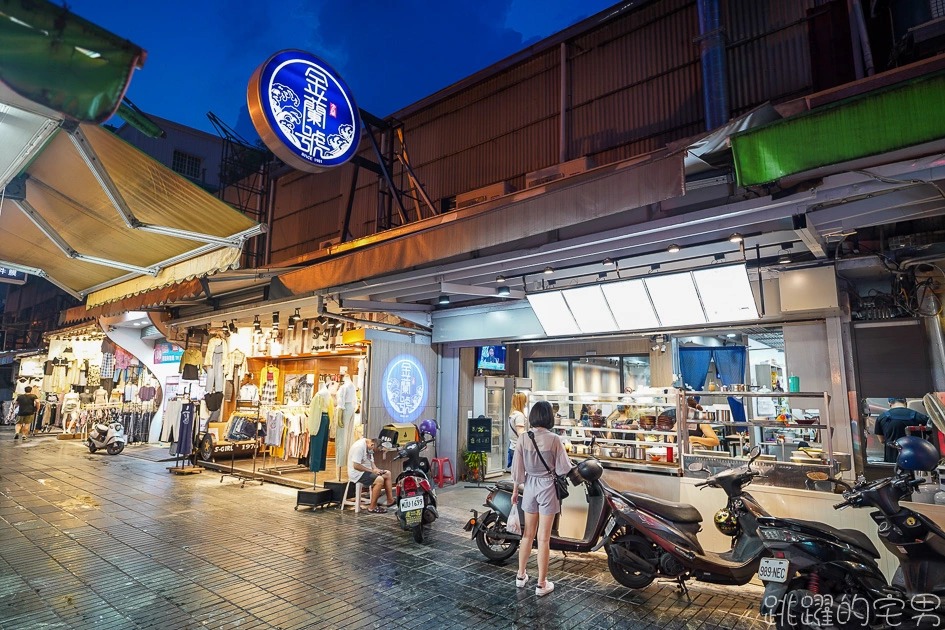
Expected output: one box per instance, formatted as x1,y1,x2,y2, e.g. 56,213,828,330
359,472,379,486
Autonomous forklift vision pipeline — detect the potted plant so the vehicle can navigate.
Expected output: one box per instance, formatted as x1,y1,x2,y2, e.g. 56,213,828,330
461,448,487,481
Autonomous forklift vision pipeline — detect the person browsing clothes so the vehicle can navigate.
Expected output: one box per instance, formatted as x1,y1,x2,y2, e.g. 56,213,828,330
14,386,38,440
347,437,394,513
876,397,930,463
511,400,573,597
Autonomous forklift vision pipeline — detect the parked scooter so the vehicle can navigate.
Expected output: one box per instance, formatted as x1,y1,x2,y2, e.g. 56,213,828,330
757,435,945,630
393,420,439,543
87,421,126,455
466,447,771,595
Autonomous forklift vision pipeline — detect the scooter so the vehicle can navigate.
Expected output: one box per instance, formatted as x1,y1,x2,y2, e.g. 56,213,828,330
465,448,770,595
87,420,126,455
603,445,772,594
757,440,945,628
393,432,438,543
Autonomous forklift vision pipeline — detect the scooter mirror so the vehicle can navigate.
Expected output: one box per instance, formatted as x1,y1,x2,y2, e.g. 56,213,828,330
923,393,945,435
687,461,705,473
748,445,762,460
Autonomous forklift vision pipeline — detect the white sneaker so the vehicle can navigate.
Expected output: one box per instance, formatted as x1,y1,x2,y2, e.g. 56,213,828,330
515,573,528,588
535,580,554,596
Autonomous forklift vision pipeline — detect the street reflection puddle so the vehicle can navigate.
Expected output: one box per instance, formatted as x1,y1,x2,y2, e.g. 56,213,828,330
57,495,100,511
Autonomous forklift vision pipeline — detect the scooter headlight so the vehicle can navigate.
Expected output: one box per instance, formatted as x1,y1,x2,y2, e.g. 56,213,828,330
608,493,632,513
759,528,806,543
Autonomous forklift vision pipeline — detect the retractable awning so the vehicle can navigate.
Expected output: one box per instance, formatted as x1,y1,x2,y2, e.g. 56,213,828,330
0,1,265,298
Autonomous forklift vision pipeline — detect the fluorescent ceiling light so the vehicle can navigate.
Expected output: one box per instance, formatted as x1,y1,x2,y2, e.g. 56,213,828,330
527,292,580,336
644,272,707,327
693,265,759,323
600,279,660,331
561,285,618,333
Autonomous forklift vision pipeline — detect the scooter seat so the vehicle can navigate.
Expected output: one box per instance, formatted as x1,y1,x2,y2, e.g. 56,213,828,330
781,518,880,558
619,490,703,523
496,480,524,494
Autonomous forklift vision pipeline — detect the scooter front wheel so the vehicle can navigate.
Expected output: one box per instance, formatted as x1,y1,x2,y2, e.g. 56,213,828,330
87,440,97,454
475,513,519,562
106,442,124,455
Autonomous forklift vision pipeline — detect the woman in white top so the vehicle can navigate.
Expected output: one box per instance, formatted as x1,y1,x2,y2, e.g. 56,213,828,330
507,392,527,469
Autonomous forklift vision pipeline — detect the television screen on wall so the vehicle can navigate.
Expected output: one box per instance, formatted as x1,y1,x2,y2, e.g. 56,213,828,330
477,345,507,371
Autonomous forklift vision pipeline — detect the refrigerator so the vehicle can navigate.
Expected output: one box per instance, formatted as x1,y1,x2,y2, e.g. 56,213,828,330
473,377,532,475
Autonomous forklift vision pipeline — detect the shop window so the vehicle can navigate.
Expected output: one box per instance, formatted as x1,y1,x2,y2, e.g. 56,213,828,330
622,355,650,393
573,357,621,397
172,150,203,181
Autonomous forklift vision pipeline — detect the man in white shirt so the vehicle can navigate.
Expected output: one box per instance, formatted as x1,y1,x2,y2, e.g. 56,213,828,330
347,437,394,513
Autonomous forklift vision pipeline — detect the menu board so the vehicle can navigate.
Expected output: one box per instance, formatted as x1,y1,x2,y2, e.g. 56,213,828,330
467,416,492,453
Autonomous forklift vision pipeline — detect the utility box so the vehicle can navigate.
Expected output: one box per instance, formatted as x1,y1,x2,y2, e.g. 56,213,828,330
525,156,595,188
778,266,839,313
379,423,418,448
455,181,514,209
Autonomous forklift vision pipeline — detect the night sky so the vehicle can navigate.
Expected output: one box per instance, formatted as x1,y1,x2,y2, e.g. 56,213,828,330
68,0,618,140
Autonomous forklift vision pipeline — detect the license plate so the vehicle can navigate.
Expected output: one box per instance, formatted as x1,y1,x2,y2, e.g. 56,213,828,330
603,516,616,538
404,509,422,526
400,495,424,511
757,557,789,583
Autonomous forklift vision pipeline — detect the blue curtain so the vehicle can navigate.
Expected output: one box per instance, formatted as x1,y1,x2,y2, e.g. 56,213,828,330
678,348,714,391
712,346,747,386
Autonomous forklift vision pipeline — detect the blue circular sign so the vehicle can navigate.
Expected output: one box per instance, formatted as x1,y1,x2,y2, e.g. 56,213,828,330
382,354,429,423
248,50,361,172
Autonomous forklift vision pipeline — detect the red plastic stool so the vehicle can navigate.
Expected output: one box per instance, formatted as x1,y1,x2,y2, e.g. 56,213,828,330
430,457,455,488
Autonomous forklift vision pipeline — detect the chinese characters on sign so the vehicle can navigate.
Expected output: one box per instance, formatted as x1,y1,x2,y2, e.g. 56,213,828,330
466,416,492,453
382,354,428,423
0,267,27,285
248,50,361,173
153,341,184,365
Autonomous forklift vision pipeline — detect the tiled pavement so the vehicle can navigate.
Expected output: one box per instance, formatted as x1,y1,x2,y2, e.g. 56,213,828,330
0,428,770,629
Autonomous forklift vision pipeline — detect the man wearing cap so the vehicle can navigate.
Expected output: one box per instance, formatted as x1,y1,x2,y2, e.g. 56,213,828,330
875,397,930,463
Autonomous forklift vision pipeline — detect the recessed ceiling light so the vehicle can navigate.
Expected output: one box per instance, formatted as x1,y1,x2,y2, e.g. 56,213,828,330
496,275,506,283
667,244,681,253
438,295,450,305
602,258,614,266
544,266,554,275
726,333,737,338
496,286,511,297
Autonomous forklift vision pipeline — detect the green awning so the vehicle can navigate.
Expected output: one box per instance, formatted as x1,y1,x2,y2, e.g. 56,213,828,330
731,72,945,187
0,0,145,123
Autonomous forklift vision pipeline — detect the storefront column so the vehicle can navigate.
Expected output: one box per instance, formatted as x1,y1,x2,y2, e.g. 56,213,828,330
825,316,854,477
925,313,945,391
437,346,460,468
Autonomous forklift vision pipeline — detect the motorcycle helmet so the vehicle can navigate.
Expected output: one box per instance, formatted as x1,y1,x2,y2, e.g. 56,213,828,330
419,419,437,439
574,458,603,483
894,436,940,472
713,508,739,536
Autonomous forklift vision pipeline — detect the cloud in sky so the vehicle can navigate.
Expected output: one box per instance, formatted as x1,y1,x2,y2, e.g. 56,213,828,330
69,0,616,137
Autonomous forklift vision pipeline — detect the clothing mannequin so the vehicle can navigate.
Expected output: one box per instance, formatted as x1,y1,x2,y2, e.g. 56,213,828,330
335,375,357,471
93,386,108,406
62,389,81,434
308,383,333,473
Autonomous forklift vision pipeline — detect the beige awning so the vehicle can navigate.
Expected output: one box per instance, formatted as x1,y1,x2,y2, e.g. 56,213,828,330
0,119,265,297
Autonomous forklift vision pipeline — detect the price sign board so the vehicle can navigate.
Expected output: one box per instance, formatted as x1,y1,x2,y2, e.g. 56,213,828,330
467,416,492,453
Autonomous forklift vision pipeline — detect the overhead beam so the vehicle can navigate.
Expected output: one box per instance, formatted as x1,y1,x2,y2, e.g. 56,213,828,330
792,214,827,259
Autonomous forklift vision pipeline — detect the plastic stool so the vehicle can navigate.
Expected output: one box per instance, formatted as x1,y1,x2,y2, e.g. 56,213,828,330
340,481,366,512
430,457,455,488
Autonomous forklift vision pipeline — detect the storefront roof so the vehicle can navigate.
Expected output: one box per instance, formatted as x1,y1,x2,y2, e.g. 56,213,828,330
0,1,265,300
731,71,945,187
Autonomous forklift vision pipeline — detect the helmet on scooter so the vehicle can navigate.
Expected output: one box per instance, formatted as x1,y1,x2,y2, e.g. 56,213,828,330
574,458,603,483
713,508,739,536
894,436,940,472
419,419,437,439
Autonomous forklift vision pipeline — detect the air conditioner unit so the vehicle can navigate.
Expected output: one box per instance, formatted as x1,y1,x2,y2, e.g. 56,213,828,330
525,156,595,189
319,236,341,250
455,181,515,209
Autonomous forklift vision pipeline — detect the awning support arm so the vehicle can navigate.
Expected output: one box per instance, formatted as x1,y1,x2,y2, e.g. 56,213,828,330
0,259,81,299
12,198,158,276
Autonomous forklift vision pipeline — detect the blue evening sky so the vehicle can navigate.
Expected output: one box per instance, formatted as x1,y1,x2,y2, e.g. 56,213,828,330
68,1,618,139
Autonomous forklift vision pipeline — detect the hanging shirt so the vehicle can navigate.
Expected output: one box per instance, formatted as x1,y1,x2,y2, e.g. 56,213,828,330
179,347,203,381
308,388,333,434
239,383,259,401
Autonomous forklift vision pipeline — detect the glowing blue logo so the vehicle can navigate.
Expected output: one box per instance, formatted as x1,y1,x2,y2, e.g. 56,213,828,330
248,50,361,172
382,354,428,423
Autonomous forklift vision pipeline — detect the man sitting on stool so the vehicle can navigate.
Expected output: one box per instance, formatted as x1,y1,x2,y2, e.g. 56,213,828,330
348,437,394,514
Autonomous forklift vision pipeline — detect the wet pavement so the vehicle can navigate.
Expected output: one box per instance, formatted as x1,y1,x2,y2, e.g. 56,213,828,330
0,428,769,629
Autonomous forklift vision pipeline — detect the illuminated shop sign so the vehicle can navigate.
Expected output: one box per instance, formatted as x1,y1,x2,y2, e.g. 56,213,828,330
0,267,27,285
248,49,361,172
382,354,428,423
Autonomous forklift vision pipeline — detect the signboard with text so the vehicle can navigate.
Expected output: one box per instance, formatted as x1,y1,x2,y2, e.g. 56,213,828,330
153,341,184,365
467,416,492,453
381,354,428,424
0,267,27,285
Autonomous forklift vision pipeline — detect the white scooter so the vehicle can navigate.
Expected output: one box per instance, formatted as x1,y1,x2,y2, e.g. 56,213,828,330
87,421,126,455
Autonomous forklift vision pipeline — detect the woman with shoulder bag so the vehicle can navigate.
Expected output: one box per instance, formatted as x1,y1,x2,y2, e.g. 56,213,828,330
506,392,527,470
510,400,573,596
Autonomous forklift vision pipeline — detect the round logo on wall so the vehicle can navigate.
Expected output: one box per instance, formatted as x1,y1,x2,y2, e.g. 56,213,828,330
382,354,428,423
248,49,361,172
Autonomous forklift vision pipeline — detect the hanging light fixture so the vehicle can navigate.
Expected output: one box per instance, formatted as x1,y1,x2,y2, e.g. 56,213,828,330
271,311,280,329
228,320,238,334
289,308,301,324
543,266,554,275
667,244,681,253
777,243,794,264
496,275,506,283
602,258,614,266
728,232,744,243
253,315,261,331
302,318,309,331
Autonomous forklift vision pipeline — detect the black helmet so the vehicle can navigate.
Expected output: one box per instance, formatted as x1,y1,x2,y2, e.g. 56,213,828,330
575,458,603,482
894,436,940,472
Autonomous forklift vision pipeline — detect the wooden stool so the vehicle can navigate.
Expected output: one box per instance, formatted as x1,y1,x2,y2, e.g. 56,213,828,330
339,481,365,512
430,457,455,488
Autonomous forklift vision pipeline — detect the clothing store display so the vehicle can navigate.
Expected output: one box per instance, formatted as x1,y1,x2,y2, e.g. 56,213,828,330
123,383,138,404
308,411,330,472
238,383,259,402
176,402,196,456
297,376,314,406
101,338,116,355
93,387,108,406
179,347,203,381
204,336,227,393
259,365,280,406
100,352,116,381
137,384,156,402
86,363,101,388
335,378,357,468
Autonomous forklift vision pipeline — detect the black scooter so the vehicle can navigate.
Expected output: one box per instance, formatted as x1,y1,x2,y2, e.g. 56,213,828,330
603,446,771,595
465,448,770,595
758,471,945,629
393,437,438,543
